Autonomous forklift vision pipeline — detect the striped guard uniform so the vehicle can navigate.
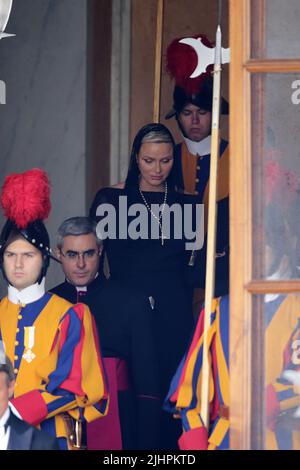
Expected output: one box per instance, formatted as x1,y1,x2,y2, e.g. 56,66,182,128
0,291,108,448
164,295,229,450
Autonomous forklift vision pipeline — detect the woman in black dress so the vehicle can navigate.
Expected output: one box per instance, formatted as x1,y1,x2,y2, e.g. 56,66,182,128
89,123,202,449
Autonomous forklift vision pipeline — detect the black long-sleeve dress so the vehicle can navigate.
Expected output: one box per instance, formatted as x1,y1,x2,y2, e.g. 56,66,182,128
89,186,202,449
51,277,160,450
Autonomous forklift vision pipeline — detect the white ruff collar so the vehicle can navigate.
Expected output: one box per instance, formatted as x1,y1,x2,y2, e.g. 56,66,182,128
183,135,212,157
8,278,46,305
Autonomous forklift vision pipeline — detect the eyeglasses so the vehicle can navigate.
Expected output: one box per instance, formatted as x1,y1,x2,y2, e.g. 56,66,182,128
60,249,99,262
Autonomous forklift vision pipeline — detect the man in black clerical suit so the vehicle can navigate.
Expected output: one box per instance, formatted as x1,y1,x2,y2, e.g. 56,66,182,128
0,354,59,450
50,217,160,450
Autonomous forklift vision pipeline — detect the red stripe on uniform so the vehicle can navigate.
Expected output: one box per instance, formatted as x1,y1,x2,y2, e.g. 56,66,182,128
59,304,85,395
11,390,48,426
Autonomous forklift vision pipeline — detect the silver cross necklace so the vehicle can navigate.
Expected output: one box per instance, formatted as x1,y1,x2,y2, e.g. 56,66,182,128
139,181,168,245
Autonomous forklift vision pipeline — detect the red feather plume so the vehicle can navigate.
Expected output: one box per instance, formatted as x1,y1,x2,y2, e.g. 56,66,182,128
1,168,51,229
166,34,214,95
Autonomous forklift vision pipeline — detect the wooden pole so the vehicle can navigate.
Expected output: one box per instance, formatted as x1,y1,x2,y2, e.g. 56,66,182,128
200,25,222,428
153,0,164,123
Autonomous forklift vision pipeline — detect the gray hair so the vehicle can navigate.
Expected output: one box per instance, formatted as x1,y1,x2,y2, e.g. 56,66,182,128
57,217,102,249
0,355,15,384
141,129,174,145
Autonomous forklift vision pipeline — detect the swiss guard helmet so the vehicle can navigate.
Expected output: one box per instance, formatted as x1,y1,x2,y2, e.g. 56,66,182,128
0,168,54,284
165,34,229,119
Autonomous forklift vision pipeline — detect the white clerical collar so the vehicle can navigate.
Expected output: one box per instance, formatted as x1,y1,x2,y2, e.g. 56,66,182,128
183,135,212,157
0,407,10,428
8,278,46,305
66,272,99,292
76,285,87,293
